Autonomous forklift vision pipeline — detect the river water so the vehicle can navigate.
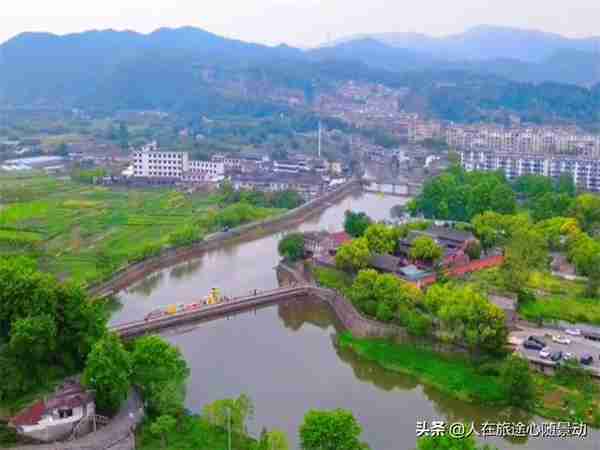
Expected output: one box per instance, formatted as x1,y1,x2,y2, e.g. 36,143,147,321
113,191,598,450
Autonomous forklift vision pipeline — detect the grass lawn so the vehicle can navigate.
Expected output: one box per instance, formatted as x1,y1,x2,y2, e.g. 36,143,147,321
136,415,257,450
467,268,600,325
0,173,282,286
313,266,353,293
338,333,507,405
340,333,600,426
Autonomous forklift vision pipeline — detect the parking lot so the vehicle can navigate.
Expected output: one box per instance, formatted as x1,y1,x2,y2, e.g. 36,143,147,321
511,326,600,376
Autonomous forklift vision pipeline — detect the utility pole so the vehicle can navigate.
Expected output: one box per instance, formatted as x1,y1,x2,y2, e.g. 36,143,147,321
318,120,322,159
227,406,232,450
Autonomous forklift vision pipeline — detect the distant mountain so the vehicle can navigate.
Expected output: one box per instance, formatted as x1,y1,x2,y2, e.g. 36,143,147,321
315,29,600,86
308,38,435,73
0,27,304,107
330,25,600,63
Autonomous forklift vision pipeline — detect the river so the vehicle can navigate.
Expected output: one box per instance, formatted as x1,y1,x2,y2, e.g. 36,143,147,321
113,191,598,450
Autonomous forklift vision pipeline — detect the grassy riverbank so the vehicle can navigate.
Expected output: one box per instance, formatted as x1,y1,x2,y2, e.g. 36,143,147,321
0,173,282,285
339,333,600,426
136,415,257,450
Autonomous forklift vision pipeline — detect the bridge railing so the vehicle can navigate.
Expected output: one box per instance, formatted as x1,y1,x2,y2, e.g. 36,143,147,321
111,284,311,332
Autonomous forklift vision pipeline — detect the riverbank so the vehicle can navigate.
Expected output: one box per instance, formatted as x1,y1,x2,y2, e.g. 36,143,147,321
136,416,256,450
90,180,361,298
340,333,600,427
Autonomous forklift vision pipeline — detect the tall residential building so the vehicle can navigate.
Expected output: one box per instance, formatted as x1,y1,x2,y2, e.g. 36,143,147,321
460,150,600,192
132,145,223,180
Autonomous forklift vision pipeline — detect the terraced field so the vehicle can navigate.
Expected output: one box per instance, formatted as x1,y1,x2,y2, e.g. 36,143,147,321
0,173,281,285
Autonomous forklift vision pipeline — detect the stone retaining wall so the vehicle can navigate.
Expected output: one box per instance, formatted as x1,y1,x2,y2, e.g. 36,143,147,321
89,180,361,297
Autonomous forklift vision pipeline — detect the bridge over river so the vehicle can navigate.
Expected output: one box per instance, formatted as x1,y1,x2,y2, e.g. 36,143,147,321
112,285,314,339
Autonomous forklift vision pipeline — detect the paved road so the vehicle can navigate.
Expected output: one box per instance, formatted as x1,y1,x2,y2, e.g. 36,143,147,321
511,327,600,376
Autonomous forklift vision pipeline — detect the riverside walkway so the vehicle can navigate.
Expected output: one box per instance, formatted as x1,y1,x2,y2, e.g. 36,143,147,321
111,285,312,339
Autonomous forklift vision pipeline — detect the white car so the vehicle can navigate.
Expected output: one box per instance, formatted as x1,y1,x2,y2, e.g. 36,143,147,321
552,335,571,345
565,328,582,337
539,349,551,359
564,352,575,361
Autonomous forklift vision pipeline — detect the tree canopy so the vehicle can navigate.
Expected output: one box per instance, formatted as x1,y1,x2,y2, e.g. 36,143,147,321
410,236,443,263
344,211,373,238
278,233,305,262
299,409,369,450
335,238,372,272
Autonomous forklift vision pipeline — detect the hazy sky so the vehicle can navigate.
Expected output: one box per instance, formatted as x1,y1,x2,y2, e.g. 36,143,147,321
2,0,600,47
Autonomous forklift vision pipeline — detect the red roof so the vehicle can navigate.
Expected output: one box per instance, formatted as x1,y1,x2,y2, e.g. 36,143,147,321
330,231,351,247
10,400,45,427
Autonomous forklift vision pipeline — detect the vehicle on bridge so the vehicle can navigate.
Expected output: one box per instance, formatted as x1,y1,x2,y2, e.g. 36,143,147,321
144,288,223,322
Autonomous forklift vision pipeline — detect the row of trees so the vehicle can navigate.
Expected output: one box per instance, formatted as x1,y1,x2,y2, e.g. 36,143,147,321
220,181,304,210
148,398,370,450
346,269,507,352
0,257,108,401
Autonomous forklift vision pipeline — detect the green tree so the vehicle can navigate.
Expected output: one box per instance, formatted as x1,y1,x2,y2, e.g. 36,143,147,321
464,240,482,260
584,253,600,298
131,336,190,413
555,173,576,197
571,194,600,234
514,174,554,199
364,224,397,254
416,434,497,450
410,236,443,263
83,333,132,413
272,190,303,209
168,225,202,247
500,355,536,409
530,192,573,222
424,285,507,353
149,415,177,449
502,228,548,292
299,409,368,450
203,394,255,436
335,238,371,272
258,429,290,450
344,211,372,238
278,233,305,262
9,315,56,380
153,381,186,425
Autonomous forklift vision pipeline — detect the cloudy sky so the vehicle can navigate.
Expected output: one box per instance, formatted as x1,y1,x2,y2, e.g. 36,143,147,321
2,0,599,47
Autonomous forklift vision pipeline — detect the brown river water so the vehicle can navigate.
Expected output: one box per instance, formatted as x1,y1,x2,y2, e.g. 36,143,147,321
112,191,599,450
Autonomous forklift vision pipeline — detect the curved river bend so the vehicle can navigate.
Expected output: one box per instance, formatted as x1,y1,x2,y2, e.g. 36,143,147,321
113,192,598,450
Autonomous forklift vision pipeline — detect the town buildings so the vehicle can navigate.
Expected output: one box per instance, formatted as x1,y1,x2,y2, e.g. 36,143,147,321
231,173,328,199
460,150,600,192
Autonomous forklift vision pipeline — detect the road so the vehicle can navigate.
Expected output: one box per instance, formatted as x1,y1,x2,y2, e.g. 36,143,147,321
511,326,600,376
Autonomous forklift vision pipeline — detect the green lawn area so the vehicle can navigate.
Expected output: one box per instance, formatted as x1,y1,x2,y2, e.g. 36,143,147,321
467,268,600,325
340,333,600,426
313,266,353,293
519,296,600,325
136,415,257,450
0,173,282,286
338,333,507,405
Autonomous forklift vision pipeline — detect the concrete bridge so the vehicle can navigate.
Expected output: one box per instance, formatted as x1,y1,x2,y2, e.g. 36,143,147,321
362,179,422,197
111,285,313,339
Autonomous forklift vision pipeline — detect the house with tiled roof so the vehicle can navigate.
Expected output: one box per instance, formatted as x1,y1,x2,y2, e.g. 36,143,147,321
9,380,95,442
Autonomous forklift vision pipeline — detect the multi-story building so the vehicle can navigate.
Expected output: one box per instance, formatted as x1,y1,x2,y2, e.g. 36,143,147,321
132,149,189,179
132,145,223,181
231,173,327,199
460,150,600,192
211,154,242,172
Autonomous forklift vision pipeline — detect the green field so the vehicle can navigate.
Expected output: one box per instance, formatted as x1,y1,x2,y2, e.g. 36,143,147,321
0,173,281,285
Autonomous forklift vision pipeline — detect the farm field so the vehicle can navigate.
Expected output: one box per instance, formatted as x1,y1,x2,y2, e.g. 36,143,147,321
0,173,282,286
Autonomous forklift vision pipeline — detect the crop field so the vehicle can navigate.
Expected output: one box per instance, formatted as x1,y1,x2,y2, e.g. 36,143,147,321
0,173,281,286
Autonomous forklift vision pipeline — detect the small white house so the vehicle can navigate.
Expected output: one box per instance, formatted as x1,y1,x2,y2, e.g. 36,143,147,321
10,381,95,442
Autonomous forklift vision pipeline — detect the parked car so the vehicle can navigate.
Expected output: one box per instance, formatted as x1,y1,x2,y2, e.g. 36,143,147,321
580,354,594,365
550,351,563,362
529,336,546,347
523,340,543,351
539,349,551,359
563,352,575,361
565,328,582,336
552,335,571,345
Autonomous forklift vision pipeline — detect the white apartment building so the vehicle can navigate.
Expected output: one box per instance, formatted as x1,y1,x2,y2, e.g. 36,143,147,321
132,150,189,178
132,146,224,181
460,150,600,192
211,154,242,172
